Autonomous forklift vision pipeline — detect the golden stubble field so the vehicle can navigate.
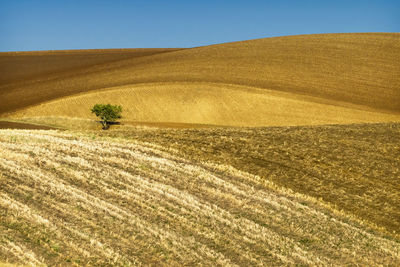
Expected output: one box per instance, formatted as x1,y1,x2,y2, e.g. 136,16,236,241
1,123,400,266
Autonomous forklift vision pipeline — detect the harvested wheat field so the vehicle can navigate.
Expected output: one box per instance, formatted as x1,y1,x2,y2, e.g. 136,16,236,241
1,33,400,127
1,124,400,266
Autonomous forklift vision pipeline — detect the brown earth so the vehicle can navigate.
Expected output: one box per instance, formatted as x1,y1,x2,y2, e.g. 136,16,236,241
0,33,399,128
0,121,58,130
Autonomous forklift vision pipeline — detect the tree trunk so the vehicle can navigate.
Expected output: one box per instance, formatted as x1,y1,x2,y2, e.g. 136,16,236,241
101,121,109,130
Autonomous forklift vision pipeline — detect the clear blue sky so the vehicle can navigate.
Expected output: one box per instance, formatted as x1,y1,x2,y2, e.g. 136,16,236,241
0,0,399,51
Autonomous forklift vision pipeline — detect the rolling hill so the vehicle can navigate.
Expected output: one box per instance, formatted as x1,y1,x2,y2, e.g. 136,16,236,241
1,33,399,128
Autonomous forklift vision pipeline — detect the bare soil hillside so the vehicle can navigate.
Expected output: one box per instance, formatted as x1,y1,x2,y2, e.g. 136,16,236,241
1,33,399,127
0,48,182,85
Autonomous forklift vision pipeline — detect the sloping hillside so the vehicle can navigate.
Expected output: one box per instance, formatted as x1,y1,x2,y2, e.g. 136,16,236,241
0,48,182,85
1,128,399,266
1,33,399,127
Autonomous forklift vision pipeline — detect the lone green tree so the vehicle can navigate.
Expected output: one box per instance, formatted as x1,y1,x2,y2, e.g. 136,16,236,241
91,104,122,130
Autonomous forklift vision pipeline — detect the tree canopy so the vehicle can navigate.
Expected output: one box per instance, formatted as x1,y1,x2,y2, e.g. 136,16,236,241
91,104,122,130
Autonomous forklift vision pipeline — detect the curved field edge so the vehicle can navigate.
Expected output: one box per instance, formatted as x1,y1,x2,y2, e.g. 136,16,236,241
4,82,400,128
1,33,399,116
1,128,400,266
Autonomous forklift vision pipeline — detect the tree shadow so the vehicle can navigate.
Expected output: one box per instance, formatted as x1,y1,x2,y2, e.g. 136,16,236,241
95,121,121,130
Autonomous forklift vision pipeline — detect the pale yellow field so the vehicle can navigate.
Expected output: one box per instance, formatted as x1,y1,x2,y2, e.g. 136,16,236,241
5,82,400,128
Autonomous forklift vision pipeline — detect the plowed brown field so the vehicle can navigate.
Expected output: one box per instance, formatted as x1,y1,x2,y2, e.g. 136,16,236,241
1,33,399,127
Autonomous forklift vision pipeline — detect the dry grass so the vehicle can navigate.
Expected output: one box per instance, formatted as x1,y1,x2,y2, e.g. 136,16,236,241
100,122,400,238
1,33,399,126
1,125,400,266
